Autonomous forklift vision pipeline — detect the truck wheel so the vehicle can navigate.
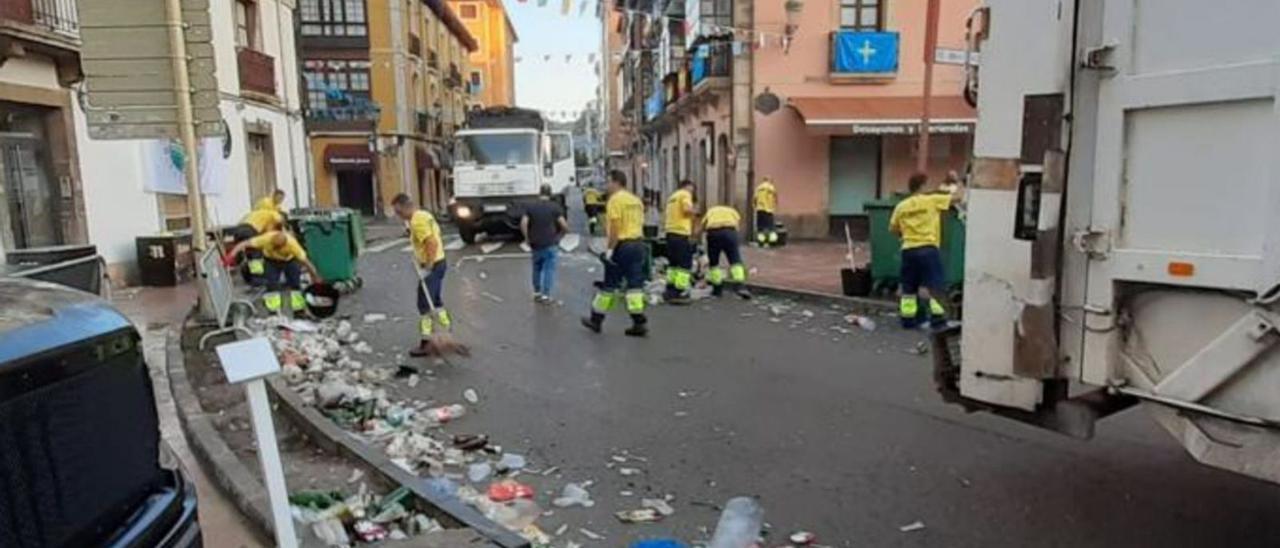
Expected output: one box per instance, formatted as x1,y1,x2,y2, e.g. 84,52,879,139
459,224,478,245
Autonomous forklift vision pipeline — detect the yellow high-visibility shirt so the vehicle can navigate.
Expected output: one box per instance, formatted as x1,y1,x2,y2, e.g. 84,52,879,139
890,193,953,250
583,188,603,206
249,231,307,262
254,196,282,213
754,181,777,213
606,189,645,241
702,206,741,230
409,210,446,265
242,208,284,233
664,189,696,236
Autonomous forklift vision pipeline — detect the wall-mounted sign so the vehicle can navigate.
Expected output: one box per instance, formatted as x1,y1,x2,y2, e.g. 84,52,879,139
851,122,974,136
935,47,982,66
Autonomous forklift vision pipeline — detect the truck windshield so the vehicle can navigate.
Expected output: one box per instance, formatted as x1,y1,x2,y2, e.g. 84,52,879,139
456,134,537,166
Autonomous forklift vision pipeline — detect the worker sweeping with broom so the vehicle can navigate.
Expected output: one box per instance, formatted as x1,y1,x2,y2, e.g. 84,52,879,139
392,193,469,358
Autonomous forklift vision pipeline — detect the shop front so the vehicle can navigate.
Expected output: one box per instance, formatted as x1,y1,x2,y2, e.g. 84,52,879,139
315,141,377,216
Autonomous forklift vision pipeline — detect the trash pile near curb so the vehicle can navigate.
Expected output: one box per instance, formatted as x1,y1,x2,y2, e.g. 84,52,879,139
290,486,444,545
247,315,846,547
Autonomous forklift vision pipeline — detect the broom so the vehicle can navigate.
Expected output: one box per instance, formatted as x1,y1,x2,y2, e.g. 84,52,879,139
412,261,471,358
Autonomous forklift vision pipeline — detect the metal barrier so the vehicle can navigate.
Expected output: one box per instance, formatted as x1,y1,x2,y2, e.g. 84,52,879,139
197,247,256,350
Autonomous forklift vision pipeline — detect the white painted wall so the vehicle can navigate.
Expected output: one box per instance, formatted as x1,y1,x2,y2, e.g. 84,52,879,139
76,0,311,283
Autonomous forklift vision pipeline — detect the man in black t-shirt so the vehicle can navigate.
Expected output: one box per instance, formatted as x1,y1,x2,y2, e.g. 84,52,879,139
521,184,570,303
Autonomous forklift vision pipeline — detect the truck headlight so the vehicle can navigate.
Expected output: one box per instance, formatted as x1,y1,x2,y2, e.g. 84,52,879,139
455,205,473,219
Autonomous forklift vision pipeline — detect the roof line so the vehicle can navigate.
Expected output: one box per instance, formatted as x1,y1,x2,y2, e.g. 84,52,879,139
427,0,479,52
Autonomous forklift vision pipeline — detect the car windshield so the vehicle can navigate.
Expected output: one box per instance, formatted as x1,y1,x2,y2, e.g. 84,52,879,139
456,134,537,166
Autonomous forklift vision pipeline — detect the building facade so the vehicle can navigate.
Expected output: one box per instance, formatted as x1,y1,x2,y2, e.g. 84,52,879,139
449,0,516,108
611,0,977,239
0,0,85,257
303,0,478,216
753,0,976,238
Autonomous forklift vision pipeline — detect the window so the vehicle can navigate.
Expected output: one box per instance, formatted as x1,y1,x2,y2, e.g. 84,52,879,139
460,4,478,19
468,71,482,93
840,0,882,31
235,0,258,49
304,59,373,111
300,0,368,37
699,0,731,29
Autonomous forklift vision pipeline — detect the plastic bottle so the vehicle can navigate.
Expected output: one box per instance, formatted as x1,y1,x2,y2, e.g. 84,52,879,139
708,497,764,548
428,404,466,423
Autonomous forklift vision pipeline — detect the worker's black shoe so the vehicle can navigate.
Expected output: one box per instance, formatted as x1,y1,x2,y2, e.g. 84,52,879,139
408,340,436,358
711,285,724,298
581,314,604,334
735,287,754,300
625,315,649,338
666,290,692,305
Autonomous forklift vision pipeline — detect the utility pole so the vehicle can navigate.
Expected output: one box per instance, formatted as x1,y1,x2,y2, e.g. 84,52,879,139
917,0,941,173
164,0,205,250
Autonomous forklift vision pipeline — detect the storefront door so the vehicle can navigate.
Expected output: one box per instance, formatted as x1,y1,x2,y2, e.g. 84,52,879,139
0,134,60,249
828,136,880,216
337,171,375,216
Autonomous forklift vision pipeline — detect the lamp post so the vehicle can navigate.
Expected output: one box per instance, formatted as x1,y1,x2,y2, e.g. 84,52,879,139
917,0,941,173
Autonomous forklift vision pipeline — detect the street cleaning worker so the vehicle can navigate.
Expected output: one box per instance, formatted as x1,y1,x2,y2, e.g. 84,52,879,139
225,229,322,313
392,193,454,357
582,170,649,337
583,184,605,235
663,180,698,304
753,177,778,247
889,172,964,329
255,189,287,215
702,205,752,299
228,206,285,284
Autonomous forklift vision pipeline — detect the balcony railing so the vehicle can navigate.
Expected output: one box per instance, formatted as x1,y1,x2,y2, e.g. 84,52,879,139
691,43,732,85
0,0,78,36
237,48,277,96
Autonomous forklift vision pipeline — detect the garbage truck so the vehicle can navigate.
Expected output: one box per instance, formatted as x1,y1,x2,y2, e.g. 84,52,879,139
450,107,575,243
937,0,1280,485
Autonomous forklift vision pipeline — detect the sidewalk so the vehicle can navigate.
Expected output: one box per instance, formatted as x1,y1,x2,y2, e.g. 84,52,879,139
111,285,265,548
742,239,868,297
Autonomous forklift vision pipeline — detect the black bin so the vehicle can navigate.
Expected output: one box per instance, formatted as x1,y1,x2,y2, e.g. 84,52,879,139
841,267,872,297
136,233,193,287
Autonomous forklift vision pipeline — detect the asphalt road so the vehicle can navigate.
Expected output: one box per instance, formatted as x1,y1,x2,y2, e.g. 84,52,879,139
341,200,1280,547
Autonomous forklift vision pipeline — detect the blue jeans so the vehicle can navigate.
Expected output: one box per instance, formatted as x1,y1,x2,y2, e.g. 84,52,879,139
416,260,447,314
531,247,558,295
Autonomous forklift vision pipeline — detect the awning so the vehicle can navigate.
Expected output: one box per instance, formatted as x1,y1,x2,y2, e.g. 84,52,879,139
324,143,374,171
789,96,977,135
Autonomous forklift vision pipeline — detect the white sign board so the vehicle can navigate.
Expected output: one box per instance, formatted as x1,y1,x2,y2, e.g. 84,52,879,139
851,122,974,136
935,47,981,66
214,338,281,384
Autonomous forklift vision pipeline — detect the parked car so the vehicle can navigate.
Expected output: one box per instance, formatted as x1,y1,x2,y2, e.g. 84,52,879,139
0,278,201,547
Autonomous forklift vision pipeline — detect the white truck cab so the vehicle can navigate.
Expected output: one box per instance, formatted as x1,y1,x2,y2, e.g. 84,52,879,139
450,109,575,243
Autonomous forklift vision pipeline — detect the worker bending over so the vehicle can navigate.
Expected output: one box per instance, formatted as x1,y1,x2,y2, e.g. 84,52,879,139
753,177,778,247
583,185,605,235
663,180,698,304
229,204,285,283
889,173,963,329
582,170,649,337
702,205,752,299
392,194,454,357
226,229,322,313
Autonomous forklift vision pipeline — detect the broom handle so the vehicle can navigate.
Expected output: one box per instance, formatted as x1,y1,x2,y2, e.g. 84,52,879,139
413,262,441,315
844,222,858,272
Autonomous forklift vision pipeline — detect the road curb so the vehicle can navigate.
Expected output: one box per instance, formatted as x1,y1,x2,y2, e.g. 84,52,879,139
266,378,531,548
164,323,278,542
746,281,898,312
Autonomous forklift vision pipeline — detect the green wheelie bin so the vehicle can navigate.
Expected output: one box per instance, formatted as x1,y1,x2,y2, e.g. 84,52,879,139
865,197,966,294
295,211,360,286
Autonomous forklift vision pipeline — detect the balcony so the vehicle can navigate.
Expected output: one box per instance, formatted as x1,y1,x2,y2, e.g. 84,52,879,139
416,110,431,134
446,64,462,89
305,101,380,132
0,0,80,84
830,30,899,82
691,43,731,88
237,48,276,97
